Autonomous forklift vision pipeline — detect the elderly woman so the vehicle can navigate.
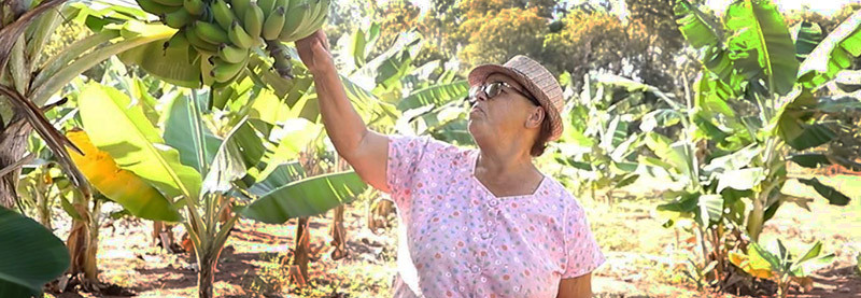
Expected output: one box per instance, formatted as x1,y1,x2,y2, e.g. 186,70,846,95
296,30,605,298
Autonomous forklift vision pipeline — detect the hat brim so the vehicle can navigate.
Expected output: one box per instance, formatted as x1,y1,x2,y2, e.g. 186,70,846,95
468,64,563,141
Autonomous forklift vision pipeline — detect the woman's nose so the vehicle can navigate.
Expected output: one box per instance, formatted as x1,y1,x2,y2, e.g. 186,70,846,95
475,90,489,101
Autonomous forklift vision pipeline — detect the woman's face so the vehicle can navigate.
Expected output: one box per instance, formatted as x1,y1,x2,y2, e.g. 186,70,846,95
467,73,544,143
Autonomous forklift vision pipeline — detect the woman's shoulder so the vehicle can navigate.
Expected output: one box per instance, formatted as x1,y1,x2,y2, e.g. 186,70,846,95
539,176,586,213
388,134,473,160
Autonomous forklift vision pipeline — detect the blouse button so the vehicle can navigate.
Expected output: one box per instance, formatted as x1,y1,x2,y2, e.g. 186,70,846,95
488,199,499,207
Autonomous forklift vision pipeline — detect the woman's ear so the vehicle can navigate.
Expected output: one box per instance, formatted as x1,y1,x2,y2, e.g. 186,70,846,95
526,107,545,129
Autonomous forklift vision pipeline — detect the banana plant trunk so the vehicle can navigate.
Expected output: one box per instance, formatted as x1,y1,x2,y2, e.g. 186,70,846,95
293,217,311,284
329,205,347,260
66,196,101,283
0,119,32,209
747,189,767,242
197,251,217,298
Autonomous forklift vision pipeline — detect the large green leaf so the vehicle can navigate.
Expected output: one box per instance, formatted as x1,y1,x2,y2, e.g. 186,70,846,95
798,178,851,206
793,21,824,62
242,171,368,224
31,21,176,107
657,192,699,214
790,241,834,277
640,109,683,132
674,0,722,49
717,168,765,193
815,96,861,114
118,33,201,88
788,154,831,168
397,81,469,111
0,207,70,297
258,118,323,179
724,0,799,96
798,10,861,89
704,144,762,173
792,253,835,277
247,162,305,196
645,133,693,177
79,83,202,200
699,194,724,226
786,124,836,151
164,91,222,174
248,88,292,125
202,118,265,194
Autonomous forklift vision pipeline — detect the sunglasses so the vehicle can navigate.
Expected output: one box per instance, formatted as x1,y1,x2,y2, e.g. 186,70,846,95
466,81,539,106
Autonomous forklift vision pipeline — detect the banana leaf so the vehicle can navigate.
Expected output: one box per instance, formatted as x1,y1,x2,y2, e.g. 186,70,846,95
0,207,70,298
793,21,824,62
798,178,851,206
397,81,469,111
798,10,861,89
117,32,202,88
66,130,181,222
164,91,222,174
79,83,202,200
724,0,799,96
202,117,266,194
242,171,368,224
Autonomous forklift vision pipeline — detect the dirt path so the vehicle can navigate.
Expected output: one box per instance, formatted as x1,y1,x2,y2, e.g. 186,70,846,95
42,189,860,297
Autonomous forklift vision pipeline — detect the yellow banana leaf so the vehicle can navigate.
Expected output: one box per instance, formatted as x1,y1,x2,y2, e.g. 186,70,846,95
728,251,773,279
66,129,181,222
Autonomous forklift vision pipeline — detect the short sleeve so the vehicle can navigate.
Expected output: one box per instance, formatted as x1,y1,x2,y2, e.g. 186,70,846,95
385,135,449,207
561,198,605,279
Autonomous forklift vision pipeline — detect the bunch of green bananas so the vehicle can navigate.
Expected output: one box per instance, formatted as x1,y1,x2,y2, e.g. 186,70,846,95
136,0,331,85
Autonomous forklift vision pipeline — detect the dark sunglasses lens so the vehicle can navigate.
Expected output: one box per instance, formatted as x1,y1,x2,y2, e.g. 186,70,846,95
487,83,501,98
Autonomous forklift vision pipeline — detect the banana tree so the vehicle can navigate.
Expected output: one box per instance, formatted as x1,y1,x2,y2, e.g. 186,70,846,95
75,74,367,298
729,240,834,298
0,0,194,208
552,73,680,202
0,1,224,290
635,0,861,292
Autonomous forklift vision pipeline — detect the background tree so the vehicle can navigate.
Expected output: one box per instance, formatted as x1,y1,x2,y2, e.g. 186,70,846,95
542,9,650,91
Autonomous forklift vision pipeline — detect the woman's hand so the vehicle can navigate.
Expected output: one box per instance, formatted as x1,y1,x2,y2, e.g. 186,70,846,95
295,29,333,74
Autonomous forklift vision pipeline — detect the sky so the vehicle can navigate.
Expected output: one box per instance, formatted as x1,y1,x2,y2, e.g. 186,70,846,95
411,0,858,17
706,0,857,15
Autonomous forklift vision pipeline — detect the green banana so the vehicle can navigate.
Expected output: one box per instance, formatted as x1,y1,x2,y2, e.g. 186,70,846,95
278,0,308,41
194,21,230,44
243,2,265,39
262,6,286,41
210,57,248,83
257,0,277,18
230,0,252,21
164,30,190,51
185,26,219,54
267,40,294,79
228,21,254,48
137,0,179,15
291,0,328,41
183,0,205,15
163,8,193,29
211,0,239,30
217,44,249,64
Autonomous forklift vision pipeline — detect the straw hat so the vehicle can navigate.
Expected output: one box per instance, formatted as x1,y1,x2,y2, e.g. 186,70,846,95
467,55,565,141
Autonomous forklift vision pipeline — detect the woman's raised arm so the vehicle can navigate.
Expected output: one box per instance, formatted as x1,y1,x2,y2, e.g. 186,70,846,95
295,30,391,193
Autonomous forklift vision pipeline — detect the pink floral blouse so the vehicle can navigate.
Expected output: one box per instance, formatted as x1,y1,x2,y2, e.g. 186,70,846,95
385,135,605,297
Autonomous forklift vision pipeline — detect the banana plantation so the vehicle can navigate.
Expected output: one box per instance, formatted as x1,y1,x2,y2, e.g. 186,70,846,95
0,0,860,297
